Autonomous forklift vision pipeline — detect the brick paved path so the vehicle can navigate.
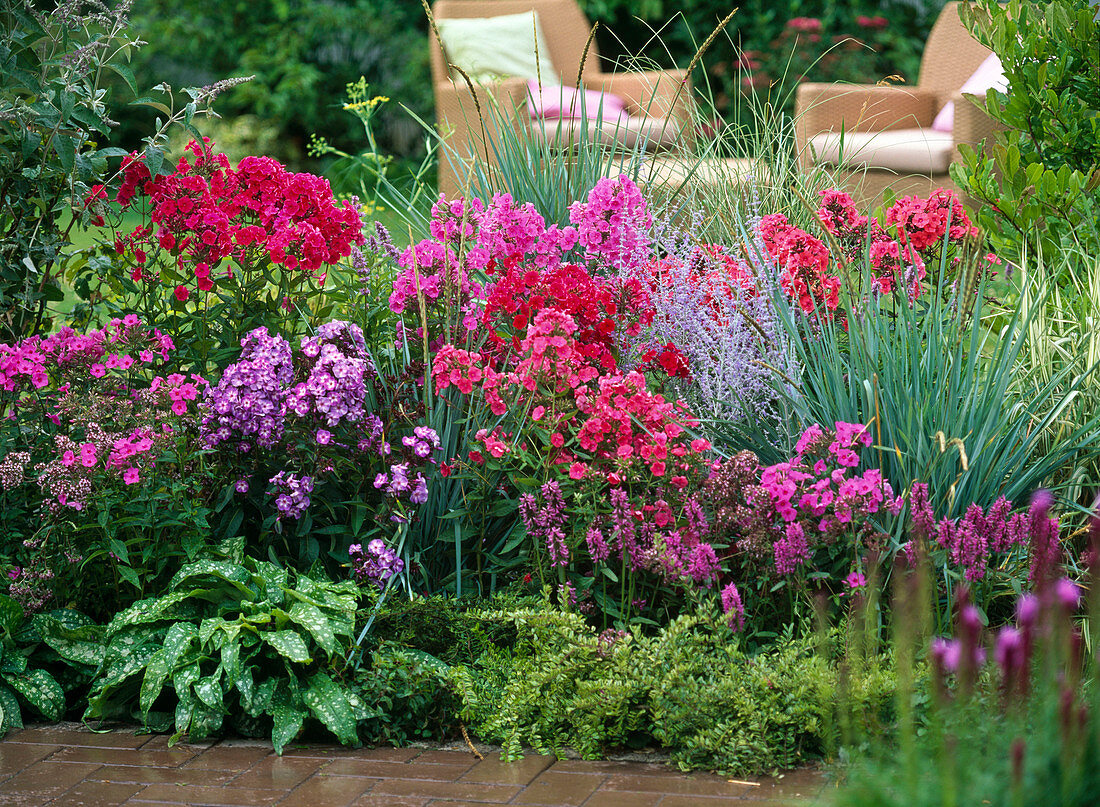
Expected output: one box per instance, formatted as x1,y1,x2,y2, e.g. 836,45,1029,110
0,724,827,807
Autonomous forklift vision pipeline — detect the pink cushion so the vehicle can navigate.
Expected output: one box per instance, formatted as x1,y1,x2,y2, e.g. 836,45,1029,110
527,80,628,123
931,53,1008,132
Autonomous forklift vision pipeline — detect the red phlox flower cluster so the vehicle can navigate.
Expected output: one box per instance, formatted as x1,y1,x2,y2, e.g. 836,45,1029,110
483,262,652,370
886,188,978,252
433,309,712,485
113,139,363,296
758,212,841,313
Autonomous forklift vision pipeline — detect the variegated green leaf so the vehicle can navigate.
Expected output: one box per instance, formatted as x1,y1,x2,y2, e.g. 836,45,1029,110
262,631,311,664
220,639,241,686
170,560,252,593
194,667,224,712
0,651,27,675
107,590,199,637
34,615,105,669
303,672,357,746
139,649,170,717
3,669,64,721
162,623,198,671
270,683,305,754
0,684,23,733
189,702,224,741
251,563,288,603
287,602,334,656
98,644,159,688
172,662,201,700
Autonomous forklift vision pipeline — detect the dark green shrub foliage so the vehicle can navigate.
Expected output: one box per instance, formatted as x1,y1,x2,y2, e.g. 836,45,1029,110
953,0,1100,258
113,0,432,165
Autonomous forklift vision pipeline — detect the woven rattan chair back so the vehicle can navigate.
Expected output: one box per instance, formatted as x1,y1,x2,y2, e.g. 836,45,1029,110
429,0,598,88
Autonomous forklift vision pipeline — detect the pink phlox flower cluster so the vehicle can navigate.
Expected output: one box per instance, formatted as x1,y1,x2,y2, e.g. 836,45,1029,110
720,422,898,577
568,175,652,272
0,318,173,394
757,212,840,313
885,188,978,252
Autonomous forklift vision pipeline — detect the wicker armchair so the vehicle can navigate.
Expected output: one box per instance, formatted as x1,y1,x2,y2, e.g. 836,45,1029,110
429,0,692,198
794,2,1004,206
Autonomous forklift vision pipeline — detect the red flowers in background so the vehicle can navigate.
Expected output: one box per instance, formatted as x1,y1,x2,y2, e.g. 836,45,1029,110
113,139,363,295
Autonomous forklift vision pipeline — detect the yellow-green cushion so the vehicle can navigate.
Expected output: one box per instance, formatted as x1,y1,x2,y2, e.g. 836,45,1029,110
436,12,557,84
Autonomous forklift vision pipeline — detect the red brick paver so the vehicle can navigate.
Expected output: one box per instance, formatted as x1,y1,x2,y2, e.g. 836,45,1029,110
0,724,827,806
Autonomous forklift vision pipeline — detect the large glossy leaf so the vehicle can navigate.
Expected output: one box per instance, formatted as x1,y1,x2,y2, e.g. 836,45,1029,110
139,649,169,717
107,590,199,637
170,560,253,593
303,672,358,746
0,595,22,632
287,602,335,656
262,631,311,664
0,684,23,733
3,669,64,721
34,614,105,669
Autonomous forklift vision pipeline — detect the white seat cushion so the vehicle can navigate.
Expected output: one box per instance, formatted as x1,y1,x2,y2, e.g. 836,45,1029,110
530,115,680,151
809,128,956,175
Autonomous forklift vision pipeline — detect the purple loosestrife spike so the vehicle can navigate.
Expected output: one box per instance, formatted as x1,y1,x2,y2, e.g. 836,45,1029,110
1055,578,1081,611
1017,593,1040,628
721,582,745,632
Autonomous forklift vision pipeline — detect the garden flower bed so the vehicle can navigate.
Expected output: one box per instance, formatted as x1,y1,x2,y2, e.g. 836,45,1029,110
2,0,1100,804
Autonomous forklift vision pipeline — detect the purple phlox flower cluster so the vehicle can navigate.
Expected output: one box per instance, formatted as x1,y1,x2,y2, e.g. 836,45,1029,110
909,482,1044,583
568,175,652,272
349,537,405,587
374,462,429,505
202,327,293,450
268,471,313,520
721,582,745,632
634,214,799,424
401,425,441,459
519,480,569,567
287,321,373,428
